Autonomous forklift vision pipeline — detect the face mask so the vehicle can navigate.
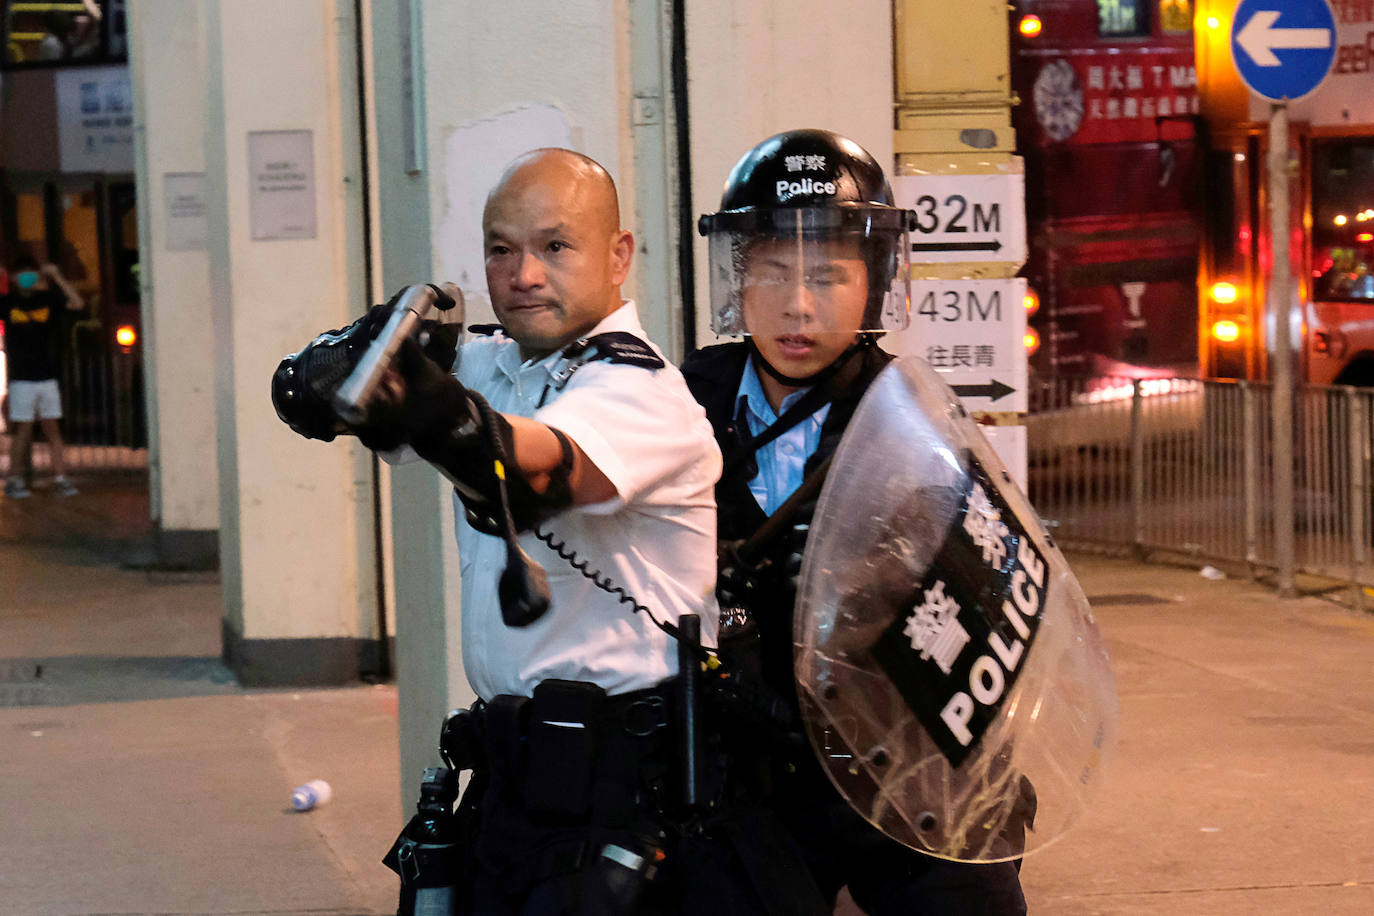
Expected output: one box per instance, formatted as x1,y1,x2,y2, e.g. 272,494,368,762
14,271,39,290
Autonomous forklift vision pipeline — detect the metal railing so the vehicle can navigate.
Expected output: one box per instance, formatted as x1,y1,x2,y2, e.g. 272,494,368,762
1027,375,1374,609
0,346,147,477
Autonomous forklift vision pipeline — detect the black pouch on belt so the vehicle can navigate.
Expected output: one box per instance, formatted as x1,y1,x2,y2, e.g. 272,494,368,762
483,694,529,790
524,679,607,818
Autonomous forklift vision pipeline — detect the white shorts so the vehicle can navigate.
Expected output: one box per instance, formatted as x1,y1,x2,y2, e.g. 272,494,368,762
7,379,63,422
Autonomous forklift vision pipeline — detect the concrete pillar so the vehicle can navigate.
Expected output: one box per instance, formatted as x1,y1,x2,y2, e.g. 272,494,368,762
685,0,896,343
627,0,684,358
365,0,463,800
128,0,220,570
202,0,378,686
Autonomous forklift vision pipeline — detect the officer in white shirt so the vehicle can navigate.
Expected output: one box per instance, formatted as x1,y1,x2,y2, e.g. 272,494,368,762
452,148,719,687
274,149,726,914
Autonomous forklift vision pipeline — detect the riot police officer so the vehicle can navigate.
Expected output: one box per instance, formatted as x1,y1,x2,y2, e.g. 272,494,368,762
683,129,1028,915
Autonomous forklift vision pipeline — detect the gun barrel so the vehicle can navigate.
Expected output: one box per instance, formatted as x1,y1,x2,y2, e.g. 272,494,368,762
332,284,438,425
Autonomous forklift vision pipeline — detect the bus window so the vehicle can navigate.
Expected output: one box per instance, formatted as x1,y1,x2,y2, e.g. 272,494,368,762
1312,140,1374,302
1098,0,1149,37
1158,1,1193,34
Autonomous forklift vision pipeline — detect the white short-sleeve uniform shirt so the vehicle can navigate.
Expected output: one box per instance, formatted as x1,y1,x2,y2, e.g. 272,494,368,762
454,300,721,700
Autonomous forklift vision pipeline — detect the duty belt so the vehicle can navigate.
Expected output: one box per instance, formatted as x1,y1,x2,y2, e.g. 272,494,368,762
441,679,676,774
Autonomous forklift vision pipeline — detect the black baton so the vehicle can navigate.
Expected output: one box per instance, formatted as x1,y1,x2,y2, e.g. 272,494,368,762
677,613,702,808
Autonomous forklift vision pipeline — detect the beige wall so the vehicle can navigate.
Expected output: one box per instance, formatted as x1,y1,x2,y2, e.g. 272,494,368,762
686,1,896,345
200,0,378,675
128,0,220,542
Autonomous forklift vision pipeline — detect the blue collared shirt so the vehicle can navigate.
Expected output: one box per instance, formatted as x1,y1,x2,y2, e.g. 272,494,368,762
735,356,831,515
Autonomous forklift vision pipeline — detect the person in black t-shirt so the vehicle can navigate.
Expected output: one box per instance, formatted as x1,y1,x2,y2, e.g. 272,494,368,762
2,254,84,499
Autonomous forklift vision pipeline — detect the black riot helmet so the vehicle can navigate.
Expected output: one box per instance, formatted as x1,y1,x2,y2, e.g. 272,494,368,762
698,128,913,336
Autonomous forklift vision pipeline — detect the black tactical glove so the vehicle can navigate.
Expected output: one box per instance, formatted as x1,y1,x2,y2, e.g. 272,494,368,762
271,286,461,442
351,334,478,455
353,333,576,541
418,320,462,373
272,297,395,441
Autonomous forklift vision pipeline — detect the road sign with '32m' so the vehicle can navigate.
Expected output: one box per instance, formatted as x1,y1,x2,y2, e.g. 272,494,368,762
892,173,1027,267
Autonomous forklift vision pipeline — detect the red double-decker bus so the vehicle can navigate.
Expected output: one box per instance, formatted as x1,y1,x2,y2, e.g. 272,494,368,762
1015,1,1374,390
1012,0,1203,379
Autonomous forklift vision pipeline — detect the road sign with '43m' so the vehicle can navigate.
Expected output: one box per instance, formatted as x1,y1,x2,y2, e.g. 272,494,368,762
1231,0,1336,101
892,173,1027,267
888,278,1028,413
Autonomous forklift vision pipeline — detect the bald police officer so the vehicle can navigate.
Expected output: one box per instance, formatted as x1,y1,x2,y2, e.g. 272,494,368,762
275,149,722,914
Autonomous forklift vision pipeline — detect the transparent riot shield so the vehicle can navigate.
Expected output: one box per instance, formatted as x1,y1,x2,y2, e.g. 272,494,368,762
794,357,1117,863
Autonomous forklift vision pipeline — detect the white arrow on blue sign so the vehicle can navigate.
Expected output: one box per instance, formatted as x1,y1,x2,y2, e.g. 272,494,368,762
1231,0,1337,101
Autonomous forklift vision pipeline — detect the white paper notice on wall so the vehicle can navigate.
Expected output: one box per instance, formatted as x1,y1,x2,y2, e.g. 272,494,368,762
164,172,207,252
248,130,316,241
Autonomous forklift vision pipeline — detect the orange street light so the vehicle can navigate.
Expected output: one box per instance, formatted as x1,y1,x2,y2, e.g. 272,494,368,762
1211,319,1241,343
1209,281,1239,305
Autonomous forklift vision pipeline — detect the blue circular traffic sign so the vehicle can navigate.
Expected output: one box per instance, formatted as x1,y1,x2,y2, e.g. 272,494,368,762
1231,0,1336,101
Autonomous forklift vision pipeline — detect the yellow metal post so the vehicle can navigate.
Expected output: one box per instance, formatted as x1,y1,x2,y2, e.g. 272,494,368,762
894,0,1020,281
892,0,1028,482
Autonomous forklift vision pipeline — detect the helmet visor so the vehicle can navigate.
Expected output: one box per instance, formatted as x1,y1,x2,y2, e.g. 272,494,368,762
704,207,911,337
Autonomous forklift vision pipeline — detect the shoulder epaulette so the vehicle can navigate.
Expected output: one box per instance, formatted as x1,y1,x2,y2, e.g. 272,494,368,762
566,332,665,369
467,323,503,337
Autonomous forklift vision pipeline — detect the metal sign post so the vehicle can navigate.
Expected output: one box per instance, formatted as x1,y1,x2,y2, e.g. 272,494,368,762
1268,103,1295,598
1230,0,1337,597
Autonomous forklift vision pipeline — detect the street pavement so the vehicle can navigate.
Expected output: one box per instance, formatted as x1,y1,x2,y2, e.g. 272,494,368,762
2,475,1372,915
0,477,401,916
